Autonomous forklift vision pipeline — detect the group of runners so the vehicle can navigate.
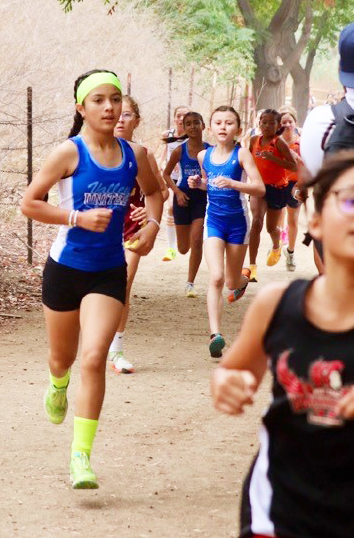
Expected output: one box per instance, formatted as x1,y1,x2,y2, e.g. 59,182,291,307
20,22,354,537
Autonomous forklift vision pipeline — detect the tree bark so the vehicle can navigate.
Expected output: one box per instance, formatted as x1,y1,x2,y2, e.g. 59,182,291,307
237,0,313,112
291,62,310,126
290,15,326,126
253,46,286,109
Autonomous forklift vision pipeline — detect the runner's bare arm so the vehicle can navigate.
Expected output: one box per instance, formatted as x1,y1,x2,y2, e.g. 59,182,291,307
128,143,163,255
187,150,207,190
21,140,78,224
261,138,297,171
162,146,182,192
211,282,288,415
20,141,113,232
147,148,169,201
213,148,265,197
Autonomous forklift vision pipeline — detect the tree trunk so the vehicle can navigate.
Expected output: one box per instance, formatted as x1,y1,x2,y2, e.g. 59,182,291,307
253,66,286,110
237,0,314,115
252,45,286,110
291,63,310,126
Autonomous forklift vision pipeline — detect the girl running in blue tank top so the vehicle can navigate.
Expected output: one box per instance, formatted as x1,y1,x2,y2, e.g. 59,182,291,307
211,151,354,538
20,69,163,490
188,106,264,359
164,112,209,297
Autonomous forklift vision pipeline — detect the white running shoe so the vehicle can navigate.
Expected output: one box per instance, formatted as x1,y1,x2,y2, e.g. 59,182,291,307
107,351,118,362
110,352,134,374
185,283,197,298
283,247,296,272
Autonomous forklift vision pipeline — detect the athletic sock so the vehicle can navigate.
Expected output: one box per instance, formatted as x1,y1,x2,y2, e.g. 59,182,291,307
287,248,294,254
72,416,98,456
109,331,125,353
166,225,177,250
50,370,70,389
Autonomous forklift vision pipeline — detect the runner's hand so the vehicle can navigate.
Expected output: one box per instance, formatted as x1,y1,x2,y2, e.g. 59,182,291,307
213,177,235,189
211,368,256,415
125,220,159,256
76,209,112,232
130,204,147,225
175,188,189,207
161,186,169,202
337,387,354,419
188,175,201,189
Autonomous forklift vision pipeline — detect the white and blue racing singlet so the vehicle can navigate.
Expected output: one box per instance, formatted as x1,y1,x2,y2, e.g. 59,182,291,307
203,145,248,217
177,140,210,190
50,135,137,271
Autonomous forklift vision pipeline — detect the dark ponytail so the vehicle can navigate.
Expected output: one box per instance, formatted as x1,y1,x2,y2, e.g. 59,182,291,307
68,68,118,138
68,110,84,138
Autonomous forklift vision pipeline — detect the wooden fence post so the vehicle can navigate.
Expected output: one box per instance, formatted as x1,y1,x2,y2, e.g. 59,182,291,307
188,65,195,107
27,87,33,265
167,67,172,129
127,73,131,96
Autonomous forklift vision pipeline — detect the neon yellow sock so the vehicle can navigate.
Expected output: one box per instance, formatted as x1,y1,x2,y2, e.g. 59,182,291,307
71,417,98,456
50,369,70,389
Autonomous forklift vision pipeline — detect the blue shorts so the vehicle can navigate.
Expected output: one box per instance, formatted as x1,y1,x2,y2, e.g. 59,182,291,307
204,210,249,245
173,189,207,225
284,180,300,209
265,184,288,210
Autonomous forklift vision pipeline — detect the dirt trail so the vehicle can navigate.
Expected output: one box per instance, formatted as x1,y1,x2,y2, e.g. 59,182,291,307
0,218,316,538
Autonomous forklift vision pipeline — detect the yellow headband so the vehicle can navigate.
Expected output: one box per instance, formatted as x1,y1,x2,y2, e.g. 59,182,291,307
76,72,122,105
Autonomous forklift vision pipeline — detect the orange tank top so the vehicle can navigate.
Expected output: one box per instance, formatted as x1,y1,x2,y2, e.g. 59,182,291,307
252,135,288,187
284,136,300,183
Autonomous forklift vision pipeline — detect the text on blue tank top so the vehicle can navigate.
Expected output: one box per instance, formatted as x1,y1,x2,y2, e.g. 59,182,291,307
177,141,210,189
203,145,245,216
52,135,137,271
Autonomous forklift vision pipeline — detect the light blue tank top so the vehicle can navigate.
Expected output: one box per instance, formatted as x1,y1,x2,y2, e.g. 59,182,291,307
50,135,137,271
177,140,210,189
203,145,247,217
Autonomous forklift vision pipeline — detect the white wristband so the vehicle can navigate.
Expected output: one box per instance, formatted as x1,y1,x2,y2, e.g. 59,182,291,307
68,210,75,227
73,210,79,227
147,217,160,230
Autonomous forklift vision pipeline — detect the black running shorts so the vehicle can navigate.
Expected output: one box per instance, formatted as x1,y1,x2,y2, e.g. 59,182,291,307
42,257,127,312
173,188,207,225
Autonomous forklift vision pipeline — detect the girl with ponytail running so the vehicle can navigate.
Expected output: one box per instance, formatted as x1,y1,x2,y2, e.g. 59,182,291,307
21,70,163,489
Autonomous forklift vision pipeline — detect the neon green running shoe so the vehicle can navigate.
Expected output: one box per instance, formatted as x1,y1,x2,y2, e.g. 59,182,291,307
70,451,99,489
43,384,68,424
162,247,177,261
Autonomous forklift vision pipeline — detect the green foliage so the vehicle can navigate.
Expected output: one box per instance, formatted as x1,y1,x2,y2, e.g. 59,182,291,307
159,0,255,79
57,0,111,12
309,0,354,51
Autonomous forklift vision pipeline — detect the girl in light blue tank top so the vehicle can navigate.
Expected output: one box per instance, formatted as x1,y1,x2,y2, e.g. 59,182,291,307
163,112,209,297
21,70,163,489
188,106,265,359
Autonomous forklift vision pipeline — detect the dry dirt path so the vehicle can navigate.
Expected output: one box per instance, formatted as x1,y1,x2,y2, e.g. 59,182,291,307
0,216,316,538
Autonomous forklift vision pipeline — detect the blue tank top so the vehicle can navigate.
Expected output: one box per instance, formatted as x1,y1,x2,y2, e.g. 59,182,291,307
177,140,210,189
50,135,137,271
203,145,247,217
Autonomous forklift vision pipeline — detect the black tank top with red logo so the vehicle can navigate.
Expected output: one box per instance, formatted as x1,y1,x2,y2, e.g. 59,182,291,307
241,279,354,538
